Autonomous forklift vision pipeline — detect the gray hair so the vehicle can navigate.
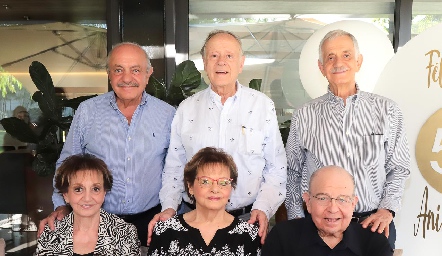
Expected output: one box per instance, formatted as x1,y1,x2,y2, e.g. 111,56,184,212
308,165,356,194
200,30,244,57
318,29,360,64
106,42,152,72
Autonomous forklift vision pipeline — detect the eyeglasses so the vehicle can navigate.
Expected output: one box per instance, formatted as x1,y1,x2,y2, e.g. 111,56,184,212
311,194,354,206
196,176,233,188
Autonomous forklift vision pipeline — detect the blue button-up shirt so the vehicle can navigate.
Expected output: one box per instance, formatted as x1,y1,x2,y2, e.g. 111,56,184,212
53,91,176,215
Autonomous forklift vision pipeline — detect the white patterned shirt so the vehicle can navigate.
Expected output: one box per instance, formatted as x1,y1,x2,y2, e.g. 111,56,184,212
285,87,410,219
160,82,287,219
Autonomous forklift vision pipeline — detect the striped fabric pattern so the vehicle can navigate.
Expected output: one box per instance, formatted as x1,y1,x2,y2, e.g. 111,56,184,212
53,91,176,215
285,88,410,220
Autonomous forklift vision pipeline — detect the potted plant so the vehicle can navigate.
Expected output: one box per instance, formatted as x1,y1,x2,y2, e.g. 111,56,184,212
0,60,202,176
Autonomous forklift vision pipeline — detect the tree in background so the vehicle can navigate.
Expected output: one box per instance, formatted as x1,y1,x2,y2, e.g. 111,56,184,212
412,15,442,35
0,66,22,98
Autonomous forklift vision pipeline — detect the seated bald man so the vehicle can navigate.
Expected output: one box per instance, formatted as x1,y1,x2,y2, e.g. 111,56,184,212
262,166,393,256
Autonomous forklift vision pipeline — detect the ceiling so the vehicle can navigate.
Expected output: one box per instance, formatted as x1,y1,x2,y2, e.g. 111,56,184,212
0,0,106,23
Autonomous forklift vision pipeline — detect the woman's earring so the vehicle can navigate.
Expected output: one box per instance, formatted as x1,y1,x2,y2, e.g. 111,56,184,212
190,194,195,202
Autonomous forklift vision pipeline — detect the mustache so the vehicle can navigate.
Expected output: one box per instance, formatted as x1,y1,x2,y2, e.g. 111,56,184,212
331,66,348,73
117,82,139,87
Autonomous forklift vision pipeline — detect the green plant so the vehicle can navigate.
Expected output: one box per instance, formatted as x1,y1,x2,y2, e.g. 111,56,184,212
0,60,203,176
0,61,96,176
0,59,290,176
146,60,202,106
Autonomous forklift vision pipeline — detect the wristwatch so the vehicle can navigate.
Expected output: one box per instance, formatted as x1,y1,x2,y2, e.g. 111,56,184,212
387,209,395,217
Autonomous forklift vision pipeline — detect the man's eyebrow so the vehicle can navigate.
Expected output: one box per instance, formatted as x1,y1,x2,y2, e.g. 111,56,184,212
313,192,329,196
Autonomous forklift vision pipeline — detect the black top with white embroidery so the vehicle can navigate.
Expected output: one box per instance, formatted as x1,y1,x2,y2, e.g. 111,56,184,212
148,214,261,256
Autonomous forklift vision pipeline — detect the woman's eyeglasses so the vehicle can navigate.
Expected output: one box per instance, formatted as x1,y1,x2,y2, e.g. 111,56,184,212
196,176,233,188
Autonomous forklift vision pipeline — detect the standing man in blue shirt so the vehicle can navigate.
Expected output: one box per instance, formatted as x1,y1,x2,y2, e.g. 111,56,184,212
37,42,176,252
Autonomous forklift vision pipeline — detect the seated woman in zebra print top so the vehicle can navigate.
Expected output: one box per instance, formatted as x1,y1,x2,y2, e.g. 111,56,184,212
35,154,140,256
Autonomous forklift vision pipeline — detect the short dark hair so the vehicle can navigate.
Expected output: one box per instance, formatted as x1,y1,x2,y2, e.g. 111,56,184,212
55,153,113,194
183,147,238,199
200,30,243,57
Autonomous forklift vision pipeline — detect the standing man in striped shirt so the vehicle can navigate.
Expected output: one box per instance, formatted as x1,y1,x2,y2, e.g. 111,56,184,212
285,29,410,249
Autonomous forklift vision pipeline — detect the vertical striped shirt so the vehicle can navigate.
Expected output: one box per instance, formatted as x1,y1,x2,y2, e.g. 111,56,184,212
285,87,410,219
53,91,176,215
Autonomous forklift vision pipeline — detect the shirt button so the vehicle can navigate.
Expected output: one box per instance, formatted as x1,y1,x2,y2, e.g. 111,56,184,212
128,137,131,141
127,157,131,161
127,178,130,182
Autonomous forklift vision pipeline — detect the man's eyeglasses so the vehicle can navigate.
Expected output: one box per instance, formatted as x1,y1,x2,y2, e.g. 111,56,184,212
196,176,233,188
311,194,354,206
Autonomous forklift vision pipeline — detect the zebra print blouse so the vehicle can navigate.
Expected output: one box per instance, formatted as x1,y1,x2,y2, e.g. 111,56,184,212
35,209,140,255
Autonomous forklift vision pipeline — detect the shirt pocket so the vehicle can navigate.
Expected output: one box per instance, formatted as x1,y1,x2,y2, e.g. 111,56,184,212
240,126,265,155
147,131,170,156
361,134,385,168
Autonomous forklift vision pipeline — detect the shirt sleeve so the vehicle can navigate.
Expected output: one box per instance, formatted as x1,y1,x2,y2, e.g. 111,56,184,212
285,110,306,219
159,106,186,211
368,232,394,256
125,224,141,255
261,224,285,256
251,98,287,219
52,103,88,209
147,223,168,256
35,226,55,256
378,102,410,213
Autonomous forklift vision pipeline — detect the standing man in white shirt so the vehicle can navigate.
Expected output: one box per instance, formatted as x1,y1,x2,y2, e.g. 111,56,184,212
148,30,287,245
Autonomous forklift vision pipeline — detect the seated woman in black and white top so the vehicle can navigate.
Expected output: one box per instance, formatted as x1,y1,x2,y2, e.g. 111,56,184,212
148,147,261,256
35,154,140,256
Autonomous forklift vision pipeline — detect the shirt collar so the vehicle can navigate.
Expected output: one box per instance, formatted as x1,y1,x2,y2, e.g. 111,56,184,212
339,222,364,255
298,215,330,248
108,91,148,109
299,215,363,255
326,84,361,105
209,81,242,104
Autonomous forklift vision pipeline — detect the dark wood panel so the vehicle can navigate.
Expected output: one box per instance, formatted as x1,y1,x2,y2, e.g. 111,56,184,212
0,0,106,23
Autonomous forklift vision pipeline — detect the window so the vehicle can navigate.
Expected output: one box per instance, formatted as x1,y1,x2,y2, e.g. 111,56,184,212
189,0,395,123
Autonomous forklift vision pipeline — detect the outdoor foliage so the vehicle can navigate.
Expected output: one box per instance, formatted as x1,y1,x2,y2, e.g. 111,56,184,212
0,61,96,176
146,60,202,106
0,60,202,176
0,66,23,98
0,59,270,176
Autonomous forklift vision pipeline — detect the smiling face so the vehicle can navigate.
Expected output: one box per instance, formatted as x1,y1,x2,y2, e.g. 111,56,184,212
303,166,358,239
318,35,363,90
188,163,233,212
63,170,106,219
107,44,153,106
202,33,245,91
